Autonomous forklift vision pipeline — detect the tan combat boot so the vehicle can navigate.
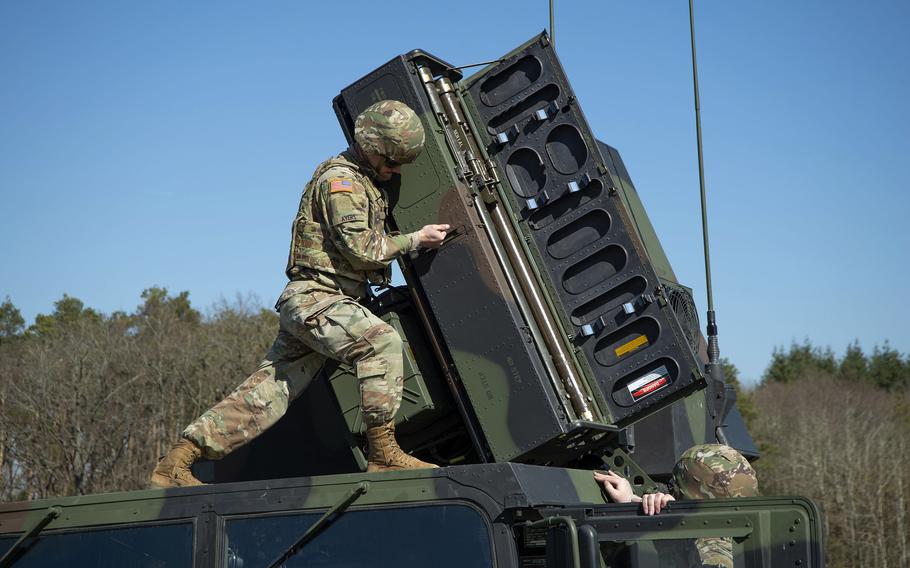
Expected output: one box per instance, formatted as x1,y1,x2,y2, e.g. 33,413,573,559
149,438,204,488
366,421,439,472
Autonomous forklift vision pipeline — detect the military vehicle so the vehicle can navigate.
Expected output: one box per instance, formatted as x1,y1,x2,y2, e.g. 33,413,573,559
0,32,824,567
0,465,823,567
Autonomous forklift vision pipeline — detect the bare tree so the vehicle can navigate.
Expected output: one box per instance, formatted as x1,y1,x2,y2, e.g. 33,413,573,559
752,377,910,568
0,290,276,498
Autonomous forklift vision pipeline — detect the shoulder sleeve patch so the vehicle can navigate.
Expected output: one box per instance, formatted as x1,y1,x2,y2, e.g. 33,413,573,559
330,178,354,193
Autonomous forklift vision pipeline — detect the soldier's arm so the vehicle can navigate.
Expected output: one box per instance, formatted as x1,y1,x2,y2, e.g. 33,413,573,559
322,174,419,269
595,470,674,515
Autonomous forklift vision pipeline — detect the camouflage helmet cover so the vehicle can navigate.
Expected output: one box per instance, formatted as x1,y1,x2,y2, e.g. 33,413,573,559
354,100,425,164
672,444,759,500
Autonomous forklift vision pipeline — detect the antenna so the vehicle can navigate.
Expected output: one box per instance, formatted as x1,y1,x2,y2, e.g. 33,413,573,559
549,0,556,46
688,0,718,365
688,0,728,438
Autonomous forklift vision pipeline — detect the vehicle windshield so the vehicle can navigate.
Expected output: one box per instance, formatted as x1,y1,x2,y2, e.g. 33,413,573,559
223,504,493,568
0,522,193,567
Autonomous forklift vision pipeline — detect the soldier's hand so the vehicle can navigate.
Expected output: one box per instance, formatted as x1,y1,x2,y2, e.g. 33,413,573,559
418,224,450,248
594,470,634,503
641,492,675,516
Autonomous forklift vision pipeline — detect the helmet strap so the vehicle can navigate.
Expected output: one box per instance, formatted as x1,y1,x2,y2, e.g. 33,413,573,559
351,143,383,181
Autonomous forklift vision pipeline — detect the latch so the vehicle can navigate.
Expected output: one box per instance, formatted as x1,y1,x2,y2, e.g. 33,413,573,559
579,294,655,338
566,172,593,194
579,316,607,338
621,294,655,316
495,124,520,145
533,101,559,121
526,173,595,211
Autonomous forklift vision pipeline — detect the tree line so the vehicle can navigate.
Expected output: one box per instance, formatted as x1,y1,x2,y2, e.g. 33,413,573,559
0,290,276,500
733,340,910,568
1,291,909,567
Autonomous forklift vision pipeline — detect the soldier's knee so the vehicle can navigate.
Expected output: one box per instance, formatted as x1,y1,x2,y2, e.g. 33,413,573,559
252,376,290,410
363,323,402,357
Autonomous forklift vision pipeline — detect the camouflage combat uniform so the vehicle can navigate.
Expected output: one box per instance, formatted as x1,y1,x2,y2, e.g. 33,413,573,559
183,149,421,460
671,444,759,568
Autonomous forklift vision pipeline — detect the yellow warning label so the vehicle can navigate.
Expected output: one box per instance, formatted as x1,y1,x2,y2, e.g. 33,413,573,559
615,335,649,357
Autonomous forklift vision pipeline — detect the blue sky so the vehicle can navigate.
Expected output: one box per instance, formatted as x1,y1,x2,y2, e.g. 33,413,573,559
1,1,907,384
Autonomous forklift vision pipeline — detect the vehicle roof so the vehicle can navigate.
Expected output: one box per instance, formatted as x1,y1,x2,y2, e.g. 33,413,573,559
0,463,608,535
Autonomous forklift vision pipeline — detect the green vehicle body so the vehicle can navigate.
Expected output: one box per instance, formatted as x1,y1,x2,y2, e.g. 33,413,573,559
0,33,822,566
0,465,824,567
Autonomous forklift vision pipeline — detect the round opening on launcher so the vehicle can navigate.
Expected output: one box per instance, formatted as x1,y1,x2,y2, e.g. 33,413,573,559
487,84,561,134
562,245,627,295
545,124,588,175
479,55,543,107
505,148,547,198
546,209,611,259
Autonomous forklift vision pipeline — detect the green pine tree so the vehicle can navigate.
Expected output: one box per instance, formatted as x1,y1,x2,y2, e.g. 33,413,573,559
763,340,837,383
138,287,201,325
0,296,25,341
720,357,756,427
839,340,868,383
28,294,101,336
868,342,907,391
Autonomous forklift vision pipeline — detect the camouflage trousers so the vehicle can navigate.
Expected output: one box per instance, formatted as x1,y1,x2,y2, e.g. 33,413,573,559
183,288,404,460
695,536,733,568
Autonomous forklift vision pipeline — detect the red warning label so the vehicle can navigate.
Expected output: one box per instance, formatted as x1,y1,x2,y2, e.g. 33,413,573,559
627,365,671,402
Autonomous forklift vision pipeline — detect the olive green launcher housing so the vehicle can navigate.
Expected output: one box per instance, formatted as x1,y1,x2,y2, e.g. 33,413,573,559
329,32,706,465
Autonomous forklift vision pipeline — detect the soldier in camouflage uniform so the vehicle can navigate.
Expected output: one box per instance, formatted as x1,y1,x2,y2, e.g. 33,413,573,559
151,100,451,488
595,444,759,568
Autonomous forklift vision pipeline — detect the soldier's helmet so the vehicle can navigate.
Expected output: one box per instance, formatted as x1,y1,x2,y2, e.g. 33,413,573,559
671,444,759,500
354,100,425,164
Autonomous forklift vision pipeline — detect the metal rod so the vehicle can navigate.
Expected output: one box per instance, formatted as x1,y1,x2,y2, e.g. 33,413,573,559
688,0,719,364
550,0,556,46
417,66,469,175
471,195,569,416
446,58,506,72
489,204,593,421
526,516,580,568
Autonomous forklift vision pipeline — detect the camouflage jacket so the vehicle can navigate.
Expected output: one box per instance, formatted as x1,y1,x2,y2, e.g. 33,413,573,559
284,151,420,299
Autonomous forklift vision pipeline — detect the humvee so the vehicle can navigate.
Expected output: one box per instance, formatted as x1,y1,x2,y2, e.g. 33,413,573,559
0,33,824,567
1,465,822,567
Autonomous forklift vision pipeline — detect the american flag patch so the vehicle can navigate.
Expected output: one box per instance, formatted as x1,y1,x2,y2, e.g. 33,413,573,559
330,178,353,193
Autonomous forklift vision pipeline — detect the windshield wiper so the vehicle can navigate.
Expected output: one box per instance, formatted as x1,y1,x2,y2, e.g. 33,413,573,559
266,482,370,568
0,506,62,568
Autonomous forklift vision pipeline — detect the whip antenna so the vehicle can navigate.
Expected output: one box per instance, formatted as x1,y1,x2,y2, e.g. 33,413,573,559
688,0,728,440
550,0,556,46
688,0,719,366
